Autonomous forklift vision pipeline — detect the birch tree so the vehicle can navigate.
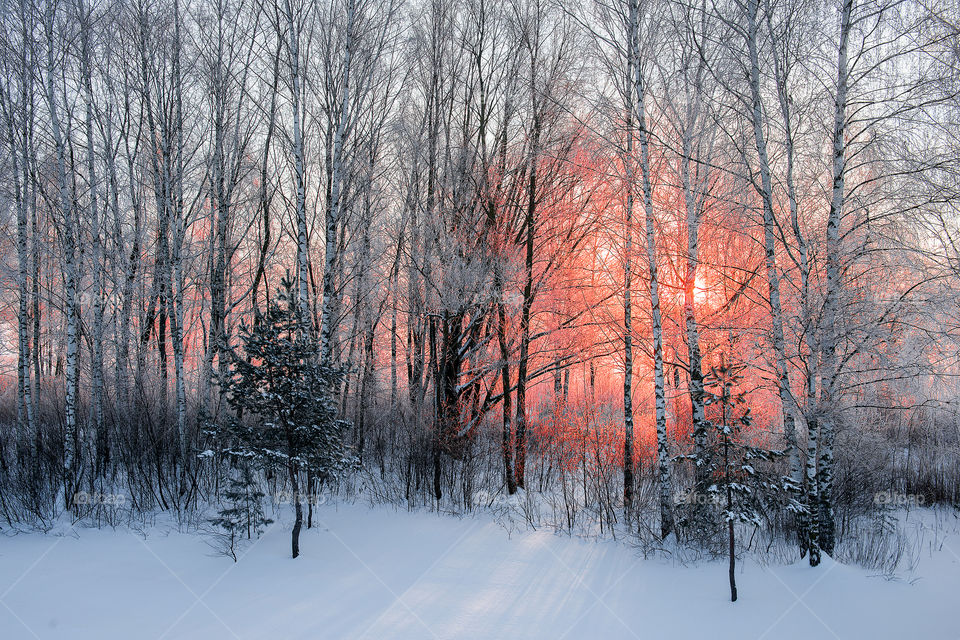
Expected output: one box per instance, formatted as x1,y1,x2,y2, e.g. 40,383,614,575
42,0,81,505
0,1,38,460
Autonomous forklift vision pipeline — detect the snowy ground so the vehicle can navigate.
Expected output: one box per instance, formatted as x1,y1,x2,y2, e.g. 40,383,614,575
1,504,958,639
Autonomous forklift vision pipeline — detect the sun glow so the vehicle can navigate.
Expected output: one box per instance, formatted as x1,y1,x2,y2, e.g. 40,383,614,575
693,274,709,306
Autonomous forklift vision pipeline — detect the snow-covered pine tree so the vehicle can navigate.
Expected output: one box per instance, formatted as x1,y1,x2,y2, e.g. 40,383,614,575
677,358,792,601
210,464,273,561
213,275,357,558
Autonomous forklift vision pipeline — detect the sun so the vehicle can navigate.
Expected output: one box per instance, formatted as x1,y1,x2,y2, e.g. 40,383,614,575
693,274,709,306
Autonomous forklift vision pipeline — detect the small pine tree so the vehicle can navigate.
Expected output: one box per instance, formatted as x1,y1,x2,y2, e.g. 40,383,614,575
211,276,357,559
209,464,273,561
677,359,791,602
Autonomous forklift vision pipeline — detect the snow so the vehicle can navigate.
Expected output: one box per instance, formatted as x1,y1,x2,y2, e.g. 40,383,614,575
1,505,958,639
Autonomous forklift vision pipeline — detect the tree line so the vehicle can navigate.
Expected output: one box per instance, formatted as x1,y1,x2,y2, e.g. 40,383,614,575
2,0,960,565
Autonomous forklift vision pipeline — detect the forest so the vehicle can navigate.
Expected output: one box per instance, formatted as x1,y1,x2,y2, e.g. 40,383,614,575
2,0,960,587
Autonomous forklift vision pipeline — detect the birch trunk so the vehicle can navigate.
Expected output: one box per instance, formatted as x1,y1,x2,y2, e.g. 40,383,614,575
204,49,228,407
764,0,812,556
165,0,188,486
252,37,282,318
745,0,799,505
78,0,106,471
1,77,34,457
320,0,357,364
101,72,129,417
44,0,81,506
514,104,539,492
680,123,707,494
495,260,516,495
818,0,853,559
284,0,311,332
622,5,636,516
628,0,672,536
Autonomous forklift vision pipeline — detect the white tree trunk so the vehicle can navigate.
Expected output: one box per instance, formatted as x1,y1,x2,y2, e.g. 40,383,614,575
745,0,800,501
818,0,853,559
44,0,81,506
320,0,357,364
78,0,106,469
765,0,814,557
628,0,672,536
284,0,311,332
1,74,34,457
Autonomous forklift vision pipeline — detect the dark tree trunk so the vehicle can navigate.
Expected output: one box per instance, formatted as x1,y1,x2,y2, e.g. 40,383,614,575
289,461,302,559
729,515,737,602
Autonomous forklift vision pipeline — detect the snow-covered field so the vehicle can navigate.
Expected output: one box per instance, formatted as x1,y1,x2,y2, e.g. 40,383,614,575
1,504,957,639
